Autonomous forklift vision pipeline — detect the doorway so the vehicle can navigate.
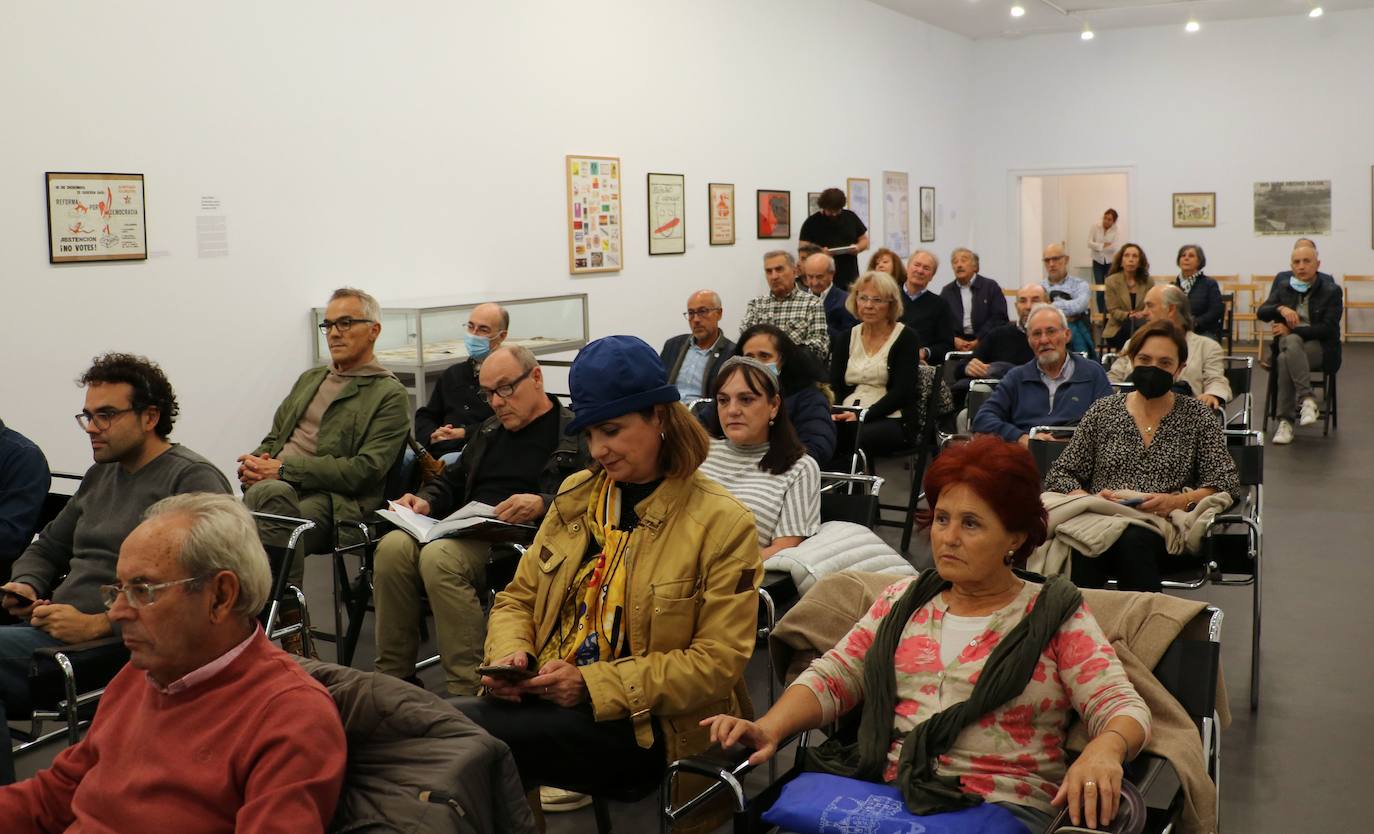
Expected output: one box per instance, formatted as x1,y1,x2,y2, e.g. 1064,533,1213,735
1017,171,1131,285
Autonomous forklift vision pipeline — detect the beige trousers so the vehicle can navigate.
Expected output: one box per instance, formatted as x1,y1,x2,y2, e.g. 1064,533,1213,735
373,530,489,695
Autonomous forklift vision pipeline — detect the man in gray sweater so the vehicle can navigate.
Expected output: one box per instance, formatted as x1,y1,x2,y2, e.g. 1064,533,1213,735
0,353,229,783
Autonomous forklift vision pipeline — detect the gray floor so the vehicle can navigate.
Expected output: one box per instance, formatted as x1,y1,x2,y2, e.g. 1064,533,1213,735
15,345,1373,831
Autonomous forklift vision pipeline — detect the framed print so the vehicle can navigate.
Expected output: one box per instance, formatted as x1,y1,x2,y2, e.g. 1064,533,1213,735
1253,180,1331,236
807,191,821,218
1173,192,1216,228
846,177,870,229
881,171,909,255
647,172,685,255
919,186,935,242
565,154,623,274
757,189,791,239
46,172,146,263
708,182,735,245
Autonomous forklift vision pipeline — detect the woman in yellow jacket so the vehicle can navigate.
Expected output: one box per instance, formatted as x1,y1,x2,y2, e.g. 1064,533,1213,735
453,335,763,828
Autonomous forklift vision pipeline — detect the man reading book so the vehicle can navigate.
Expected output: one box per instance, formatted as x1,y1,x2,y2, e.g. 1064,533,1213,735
371,345,588,695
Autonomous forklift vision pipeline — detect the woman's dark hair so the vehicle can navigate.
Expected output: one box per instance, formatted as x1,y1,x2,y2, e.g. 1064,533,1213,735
817,187,846,211
1104,208,1119,221
915,435,1046,568
1125,319,1189,366
1109,243,1150,278
866,247,905,287
735,323,825,397
1176,243,1207,271
705,361,806,476
77,352,179,439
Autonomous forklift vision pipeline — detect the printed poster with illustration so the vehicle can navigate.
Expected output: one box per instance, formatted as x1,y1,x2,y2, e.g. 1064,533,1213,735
647,172,685,255
566,155,623,274
46,172,147,263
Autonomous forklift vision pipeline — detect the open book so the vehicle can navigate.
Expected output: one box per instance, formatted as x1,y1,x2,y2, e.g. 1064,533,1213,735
376,500,536,544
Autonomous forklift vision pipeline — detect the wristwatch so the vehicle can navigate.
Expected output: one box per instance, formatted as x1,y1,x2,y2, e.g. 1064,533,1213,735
278,460,288,483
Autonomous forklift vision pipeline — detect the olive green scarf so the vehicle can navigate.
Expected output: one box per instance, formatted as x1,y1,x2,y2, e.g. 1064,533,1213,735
807,570,1082,815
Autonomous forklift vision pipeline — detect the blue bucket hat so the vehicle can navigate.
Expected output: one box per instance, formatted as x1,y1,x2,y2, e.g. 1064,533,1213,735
565,335,680,435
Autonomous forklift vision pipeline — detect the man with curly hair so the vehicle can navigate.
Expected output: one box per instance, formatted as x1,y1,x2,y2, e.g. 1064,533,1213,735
0,352,229,783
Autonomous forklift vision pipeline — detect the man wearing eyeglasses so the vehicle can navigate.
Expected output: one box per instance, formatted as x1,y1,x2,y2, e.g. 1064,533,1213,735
372,345,589,695
0,494,347,827
1040,243,1096,358
660,290,734,403
413,302,505,460
238,287,409,616
0,353,229,784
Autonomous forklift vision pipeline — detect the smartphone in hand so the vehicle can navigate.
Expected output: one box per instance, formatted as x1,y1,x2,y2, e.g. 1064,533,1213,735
1115,495,1146,507
477,664,536,682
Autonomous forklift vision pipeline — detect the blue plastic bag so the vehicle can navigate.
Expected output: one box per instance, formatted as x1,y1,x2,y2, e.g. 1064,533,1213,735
761,772,1027,834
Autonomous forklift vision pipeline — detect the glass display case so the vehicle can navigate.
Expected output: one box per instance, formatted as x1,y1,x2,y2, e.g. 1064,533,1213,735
312,293,588,407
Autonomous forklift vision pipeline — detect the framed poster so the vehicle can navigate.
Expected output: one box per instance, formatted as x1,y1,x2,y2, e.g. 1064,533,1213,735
807,191,821,218
565,154,623,274
45,172,146,263
708,182,735,245
1173,192,1216,228
757,189,791,239
919,186,936,242
647,172,685,255
1253,180,1331,236
846,177,870,229
881,171,909,255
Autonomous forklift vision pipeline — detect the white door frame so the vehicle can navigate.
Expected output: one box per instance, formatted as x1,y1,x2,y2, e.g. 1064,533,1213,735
1007,163,1137,282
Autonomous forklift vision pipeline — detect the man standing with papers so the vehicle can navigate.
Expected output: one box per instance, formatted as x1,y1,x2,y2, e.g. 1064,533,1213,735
372,346,588,695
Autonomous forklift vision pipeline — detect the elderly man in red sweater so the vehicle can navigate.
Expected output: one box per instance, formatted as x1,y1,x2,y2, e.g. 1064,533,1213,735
0,493,347,832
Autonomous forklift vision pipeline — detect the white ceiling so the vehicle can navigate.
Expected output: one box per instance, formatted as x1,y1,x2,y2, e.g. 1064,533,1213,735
869,0,1374,39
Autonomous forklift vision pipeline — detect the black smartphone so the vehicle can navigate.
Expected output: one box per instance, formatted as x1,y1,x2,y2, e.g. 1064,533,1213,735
477,664,536,681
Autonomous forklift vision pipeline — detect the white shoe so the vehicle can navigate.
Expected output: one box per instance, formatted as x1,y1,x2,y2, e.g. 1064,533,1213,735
1273,421,1294,445
540,786,592,812
1298,397,1319,427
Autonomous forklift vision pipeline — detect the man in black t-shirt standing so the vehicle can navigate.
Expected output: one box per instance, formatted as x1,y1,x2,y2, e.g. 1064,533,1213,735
799,187,869,291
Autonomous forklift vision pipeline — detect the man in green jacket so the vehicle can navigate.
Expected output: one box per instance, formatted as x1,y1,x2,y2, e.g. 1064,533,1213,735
238,287,409,588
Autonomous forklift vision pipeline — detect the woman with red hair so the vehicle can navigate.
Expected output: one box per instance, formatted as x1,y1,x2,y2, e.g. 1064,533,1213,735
702,436,1150,833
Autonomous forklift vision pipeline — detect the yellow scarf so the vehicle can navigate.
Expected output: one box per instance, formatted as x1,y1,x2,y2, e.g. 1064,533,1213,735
538,473,635,667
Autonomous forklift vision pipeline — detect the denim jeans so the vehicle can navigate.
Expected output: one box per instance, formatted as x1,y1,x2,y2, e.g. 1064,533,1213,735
0,624,65,784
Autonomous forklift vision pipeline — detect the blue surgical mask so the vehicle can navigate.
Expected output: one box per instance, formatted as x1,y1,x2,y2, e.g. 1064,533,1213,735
464,333,491,360
1289,276,1312,293
762,362,780,379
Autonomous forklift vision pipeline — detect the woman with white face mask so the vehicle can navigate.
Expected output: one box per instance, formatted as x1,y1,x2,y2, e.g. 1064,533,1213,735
1043,320,1241,591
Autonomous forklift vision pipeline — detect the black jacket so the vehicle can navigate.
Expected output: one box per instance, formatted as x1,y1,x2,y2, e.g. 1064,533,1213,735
898,291,955,362
413,360,494,457
938,274,1010,340
831,324,923,437
1256,273,1343,372
418,396,589,519
1177,273,1224,339
660,333,736,396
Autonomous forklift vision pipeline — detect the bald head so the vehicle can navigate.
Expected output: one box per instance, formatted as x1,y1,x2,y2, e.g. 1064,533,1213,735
803,253,836,294
1144,284,1192,330
1014,283,1048,324
1042,243,1069,282
1291,245,1320,282
468,303,509,351
685,289,724,345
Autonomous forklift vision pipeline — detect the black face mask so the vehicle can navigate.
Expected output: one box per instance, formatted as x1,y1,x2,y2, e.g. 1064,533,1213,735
1129,365,1175,399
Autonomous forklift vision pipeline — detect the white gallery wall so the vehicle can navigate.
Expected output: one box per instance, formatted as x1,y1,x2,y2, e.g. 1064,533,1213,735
0,0,975,478
971,8,1374,288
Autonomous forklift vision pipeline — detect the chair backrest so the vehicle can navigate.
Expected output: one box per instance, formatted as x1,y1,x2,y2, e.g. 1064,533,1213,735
966,379,998,423
941,351,972,389
1225,430,1263,486
1027,427,1074,477
1222,357,1252,397
826,406,866,474
819,473,883,528
1149,606,1222,725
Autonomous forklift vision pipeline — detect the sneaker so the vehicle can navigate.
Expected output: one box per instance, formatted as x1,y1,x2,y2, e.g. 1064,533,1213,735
1273,420,1294,445
540,786,592,812
1298,397,1319,427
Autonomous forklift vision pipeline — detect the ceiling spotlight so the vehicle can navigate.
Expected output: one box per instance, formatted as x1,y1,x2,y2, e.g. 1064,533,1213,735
1309,7,1324,18
1011,4,1026,17
1185,18,1201,32
1080,24,1095,40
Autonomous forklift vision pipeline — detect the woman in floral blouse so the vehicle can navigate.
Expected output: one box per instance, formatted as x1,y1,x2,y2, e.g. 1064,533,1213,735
1045,319,1240,592
703,436,1150,833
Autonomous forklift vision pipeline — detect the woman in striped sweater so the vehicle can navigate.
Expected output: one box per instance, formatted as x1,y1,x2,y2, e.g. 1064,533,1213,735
700,357,820,559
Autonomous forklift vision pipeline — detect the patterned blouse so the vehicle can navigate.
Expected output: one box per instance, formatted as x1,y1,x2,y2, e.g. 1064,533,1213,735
793,578,1150,816
1044,393,1241,502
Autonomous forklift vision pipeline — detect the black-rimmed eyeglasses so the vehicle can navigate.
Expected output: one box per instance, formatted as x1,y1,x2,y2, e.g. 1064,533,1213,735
74,407,139,431
318,317,376,334
479,367,534,403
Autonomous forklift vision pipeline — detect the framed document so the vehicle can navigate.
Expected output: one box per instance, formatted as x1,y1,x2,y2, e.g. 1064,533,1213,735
919,186,936,242
881,171,909,255
647,172,686,255
1173,192,1216,228
847,177,870,229
46,172,147,263
565,155,623,274
708,182,735,245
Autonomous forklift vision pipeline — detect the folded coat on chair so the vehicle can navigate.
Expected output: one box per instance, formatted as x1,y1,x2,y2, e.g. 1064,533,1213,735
1029,492,1232,577
764,520,916,594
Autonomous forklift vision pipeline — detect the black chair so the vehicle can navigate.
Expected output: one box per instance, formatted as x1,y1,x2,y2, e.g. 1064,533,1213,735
1261,338,1338,436
1161,429,1264,711
1222,356,1253,430
1027,426,1077,479
825,405,867,476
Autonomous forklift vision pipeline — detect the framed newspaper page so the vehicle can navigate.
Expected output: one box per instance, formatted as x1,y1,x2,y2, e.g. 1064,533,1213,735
46,172,147,263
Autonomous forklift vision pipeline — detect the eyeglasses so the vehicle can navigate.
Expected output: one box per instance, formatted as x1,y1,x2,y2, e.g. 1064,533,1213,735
99,576,207,610
1042,256,1068,264
74,407,139,431
683,307,722,319
479,366,534,403
1028,327,1064,339
856,295,889,305
318,317,375,334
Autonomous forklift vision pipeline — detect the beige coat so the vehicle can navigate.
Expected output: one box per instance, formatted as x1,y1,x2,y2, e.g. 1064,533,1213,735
1109,330,1232,404
1102,271,1150,339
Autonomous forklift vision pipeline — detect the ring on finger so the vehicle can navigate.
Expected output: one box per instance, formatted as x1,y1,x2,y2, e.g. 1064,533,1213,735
1083,780,1097,790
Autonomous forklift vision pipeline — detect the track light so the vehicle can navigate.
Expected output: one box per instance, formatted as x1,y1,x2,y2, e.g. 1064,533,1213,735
1309,7,1324,18
1080,24,1094,40
1010,4,1026,17
1185,18,1200,32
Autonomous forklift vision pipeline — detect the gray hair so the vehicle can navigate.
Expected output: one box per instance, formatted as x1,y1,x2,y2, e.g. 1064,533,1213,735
950,247,980,270
688,290,723,308
1159,285,1195,331
764,250,796,268
805,252,836,274
492,343,538,374
329,287,381,322
143,493,272,620
1026,302,1068,331
910,249,941,271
